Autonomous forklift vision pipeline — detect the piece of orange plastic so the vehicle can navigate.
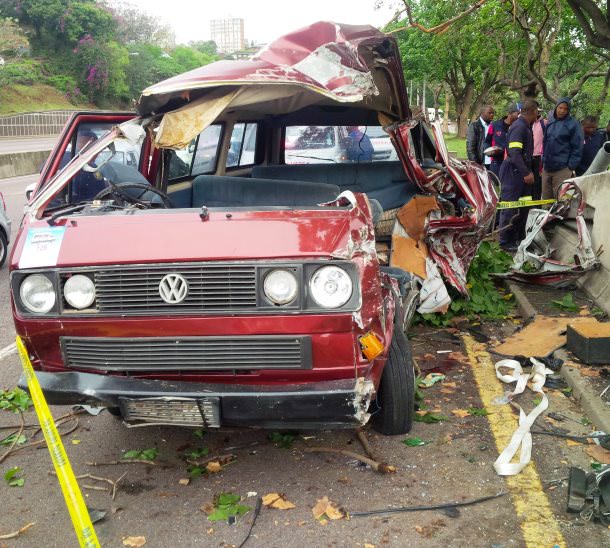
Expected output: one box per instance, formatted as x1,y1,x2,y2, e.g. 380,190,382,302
359,332,384,360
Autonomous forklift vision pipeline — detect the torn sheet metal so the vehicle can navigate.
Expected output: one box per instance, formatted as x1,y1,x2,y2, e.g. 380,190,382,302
417,258,450,314
138,21,409,121
503,182,600,287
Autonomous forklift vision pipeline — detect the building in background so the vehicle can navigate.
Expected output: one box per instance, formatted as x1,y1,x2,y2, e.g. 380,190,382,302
210,17,245,54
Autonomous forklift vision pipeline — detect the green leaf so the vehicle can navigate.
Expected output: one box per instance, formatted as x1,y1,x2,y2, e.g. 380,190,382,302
591,461,603,471
140,448,159,461
192,429,206,439
121,449,141,459
414,412,448,424
552,294,580,312
269,432,296,449
0,433,27,446
467,407,490,416
402,437,426,447
207,492,251,522
121,447,158,461
0,388,33,414
4,466,25,487
185,447,209,459
217,493,241,506
187,465,204,478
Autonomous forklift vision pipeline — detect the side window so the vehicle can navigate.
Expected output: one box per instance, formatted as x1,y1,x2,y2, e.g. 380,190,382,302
167,124,223,182
226,123,258,168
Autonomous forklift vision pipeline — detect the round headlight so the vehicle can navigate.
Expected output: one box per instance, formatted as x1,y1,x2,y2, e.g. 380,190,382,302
64,274,96,310
309,265,352,308
20,274,56,314
264,269,298,305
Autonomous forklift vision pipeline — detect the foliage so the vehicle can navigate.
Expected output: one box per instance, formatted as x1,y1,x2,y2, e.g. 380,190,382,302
402,436,427,446
0,388,32,413
0,58,43,86
0,17,29,55
4,466,24,487
417,241,514,327
467,407,490,416
414,412,448,423
269,431,297,449
552,293,580,312
0,432,27,446
207,493,250,522
121,447,159,461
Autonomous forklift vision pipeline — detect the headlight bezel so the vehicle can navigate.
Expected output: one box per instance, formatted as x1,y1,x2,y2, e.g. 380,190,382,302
17,272,57,315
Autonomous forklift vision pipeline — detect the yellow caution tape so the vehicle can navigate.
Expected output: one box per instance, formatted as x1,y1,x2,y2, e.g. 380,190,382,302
16,336,100,548
496,199,556,210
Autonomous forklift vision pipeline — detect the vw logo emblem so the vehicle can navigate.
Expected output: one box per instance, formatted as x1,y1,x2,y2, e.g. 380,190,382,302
159,273,189,304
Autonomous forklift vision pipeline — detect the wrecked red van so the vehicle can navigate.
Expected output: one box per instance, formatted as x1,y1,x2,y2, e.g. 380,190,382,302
10,22,496,434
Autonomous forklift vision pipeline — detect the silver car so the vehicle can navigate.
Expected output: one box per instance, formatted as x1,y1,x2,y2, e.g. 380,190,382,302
0,191,11,267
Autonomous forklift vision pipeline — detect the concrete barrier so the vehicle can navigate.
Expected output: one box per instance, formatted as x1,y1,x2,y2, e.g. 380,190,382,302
0,150,50,179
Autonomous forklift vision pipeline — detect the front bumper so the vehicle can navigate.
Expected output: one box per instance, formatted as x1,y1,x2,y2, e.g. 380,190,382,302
19,371,375,430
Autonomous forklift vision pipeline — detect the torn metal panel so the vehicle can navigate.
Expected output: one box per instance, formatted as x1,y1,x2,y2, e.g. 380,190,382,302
352,377,375,425
503,182,600,287
138,21,409,121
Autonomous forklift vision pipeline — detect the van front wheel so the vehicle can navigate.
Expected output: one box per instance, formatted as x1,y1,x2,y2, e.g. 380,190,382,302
371,329,415,435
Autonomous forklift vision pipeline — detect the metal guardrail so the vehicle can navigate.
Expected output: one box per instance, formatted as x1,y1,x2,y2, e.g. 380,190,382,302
0,110,73,137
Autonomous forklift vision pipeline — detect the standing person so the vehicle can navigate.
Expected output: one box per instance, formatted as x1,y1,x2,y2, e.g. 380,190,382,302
466,105,494,166
345,126,373,162
484,103,520,177
541,97,583,199
498,100,538,252
603,120,610,142
576,116,605,176
531,112,545,200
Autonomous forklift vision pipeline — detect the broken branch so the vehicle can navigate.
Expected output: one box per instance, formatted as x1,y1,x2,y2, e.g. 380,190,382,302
86,459,158,466
356,430,377,461
0,522,35,540
0,411,24,464
304,447,396,473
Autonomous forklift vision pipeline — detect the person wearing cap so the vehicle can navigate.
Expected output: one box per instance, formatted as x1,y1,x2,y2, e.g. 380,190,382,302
484,103,520,177
497,100,538,252
541,97,583,198
467,105,495,166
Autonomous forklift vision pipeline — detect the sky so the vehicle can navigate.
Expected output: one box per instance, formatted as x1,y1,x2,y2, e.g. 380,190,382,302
123,0,402,45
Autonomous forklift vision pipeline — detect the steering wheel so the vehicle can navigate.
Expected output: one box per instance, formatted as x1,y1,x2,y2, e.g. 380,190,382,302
93,182,173,209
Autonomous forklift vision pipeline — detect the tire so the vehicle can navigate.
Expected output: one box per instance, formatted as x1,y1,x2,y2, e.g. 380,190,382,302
0,230,7,268
371,329,415,435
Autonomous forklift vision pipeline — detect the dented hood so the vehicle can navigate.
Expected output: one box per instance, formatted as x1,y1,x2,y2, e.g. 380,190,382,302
137,21,409,122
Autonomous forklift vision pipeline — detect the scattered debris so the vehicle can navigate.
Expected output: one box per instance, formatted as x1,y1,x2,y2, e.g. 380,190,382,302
186,453,236,477
586,446,610,465
348,491,507,517
312,496,345,524
178,478,190,486
567,466,610,525
262,493,296,510
356,429,377,461
451,409,471,418
269,432,297,449
494,315,597,357
304,447,396,474
4,466,24,487
552,294,580,312
414,412,448,424
402,437,427,447
122,536,146,547
50,470,127,500
567,321,610,364
419,372,446,388
0,522,35,540
121,448,159,461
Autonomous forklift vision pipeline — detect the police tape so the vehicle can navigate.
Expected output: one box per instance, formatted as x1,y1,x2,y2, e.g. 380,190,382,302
16,336,100,548
496,198,556,210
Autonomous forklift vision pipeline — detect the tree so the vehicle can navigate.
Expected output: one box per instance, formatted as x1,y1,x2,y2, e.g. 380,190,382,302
566,0,610,49
189,40,218,56
0,17,29,56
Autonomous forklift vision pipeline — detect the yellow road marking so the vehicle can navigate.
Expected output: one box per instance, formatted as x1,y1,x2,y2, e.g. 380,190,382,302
462,335,566,548
16,337,100,548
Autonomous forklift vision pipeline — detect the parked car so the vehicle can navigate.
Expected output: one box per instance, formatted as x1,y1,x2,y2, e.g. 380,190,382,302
10,22,496,435
0,191,11,267
365,126,398,161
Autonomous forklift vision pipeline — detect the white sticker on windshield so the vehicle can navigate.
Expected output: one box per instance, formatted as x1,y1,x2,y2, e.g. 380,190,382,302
18,227,66,269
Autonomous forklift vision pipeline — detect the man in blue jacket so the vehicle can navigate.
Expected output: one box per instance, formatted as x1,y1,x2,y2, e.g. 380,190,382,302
484,103,520,177
498,100,538,252
542,98,583,199
576,115,606,176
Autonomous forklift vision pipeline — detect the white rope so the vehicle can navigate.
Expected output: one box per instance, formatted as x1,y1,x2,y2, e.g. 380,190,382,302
493,358,554,476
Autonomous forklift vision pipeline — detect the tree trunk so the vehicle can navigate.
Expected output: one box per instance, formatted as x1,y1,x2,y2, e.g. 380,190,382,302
442,85,450,133
455,82,474,138
594,67,610,118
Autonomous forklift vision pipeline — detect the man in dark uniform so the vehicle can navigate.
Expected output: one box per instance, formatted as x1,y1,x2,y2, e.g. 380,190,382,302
498,100,539,252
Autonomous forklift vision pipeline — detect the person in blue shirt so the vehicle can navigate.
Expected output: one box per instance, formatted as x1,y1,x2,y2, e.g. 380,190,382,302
345,126,374,162
576,115,605,176
484,103,520,177
541,97,583,198
498,100,538,252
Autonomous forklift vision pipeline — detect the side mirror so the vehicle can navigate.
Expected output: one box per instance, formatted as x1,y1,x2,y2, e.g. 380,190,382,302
25,183,36,201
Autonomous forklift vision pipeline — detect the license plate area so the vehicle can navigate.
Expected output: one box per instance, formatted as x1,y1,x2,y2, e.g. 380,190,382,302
120,396,221,427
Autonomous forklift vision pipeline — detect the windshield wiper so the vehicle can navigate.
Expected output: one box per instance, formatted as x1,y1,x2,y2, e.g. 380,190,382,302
46,203,89,225
288,154,337,163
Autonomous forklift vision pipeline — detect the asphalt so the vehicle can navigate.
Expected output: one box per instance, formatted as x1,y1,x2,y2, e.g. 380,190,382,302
506,280,610,434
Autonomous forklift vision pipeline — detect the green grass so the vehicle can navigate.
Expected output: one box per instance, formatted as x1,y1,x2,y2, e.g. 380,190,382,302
0,84,91,115
443,133,467,160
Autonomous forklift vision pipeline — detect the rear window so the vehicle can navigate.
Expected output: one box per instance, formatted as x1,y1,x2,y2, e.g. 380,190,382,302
284,125,395,164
